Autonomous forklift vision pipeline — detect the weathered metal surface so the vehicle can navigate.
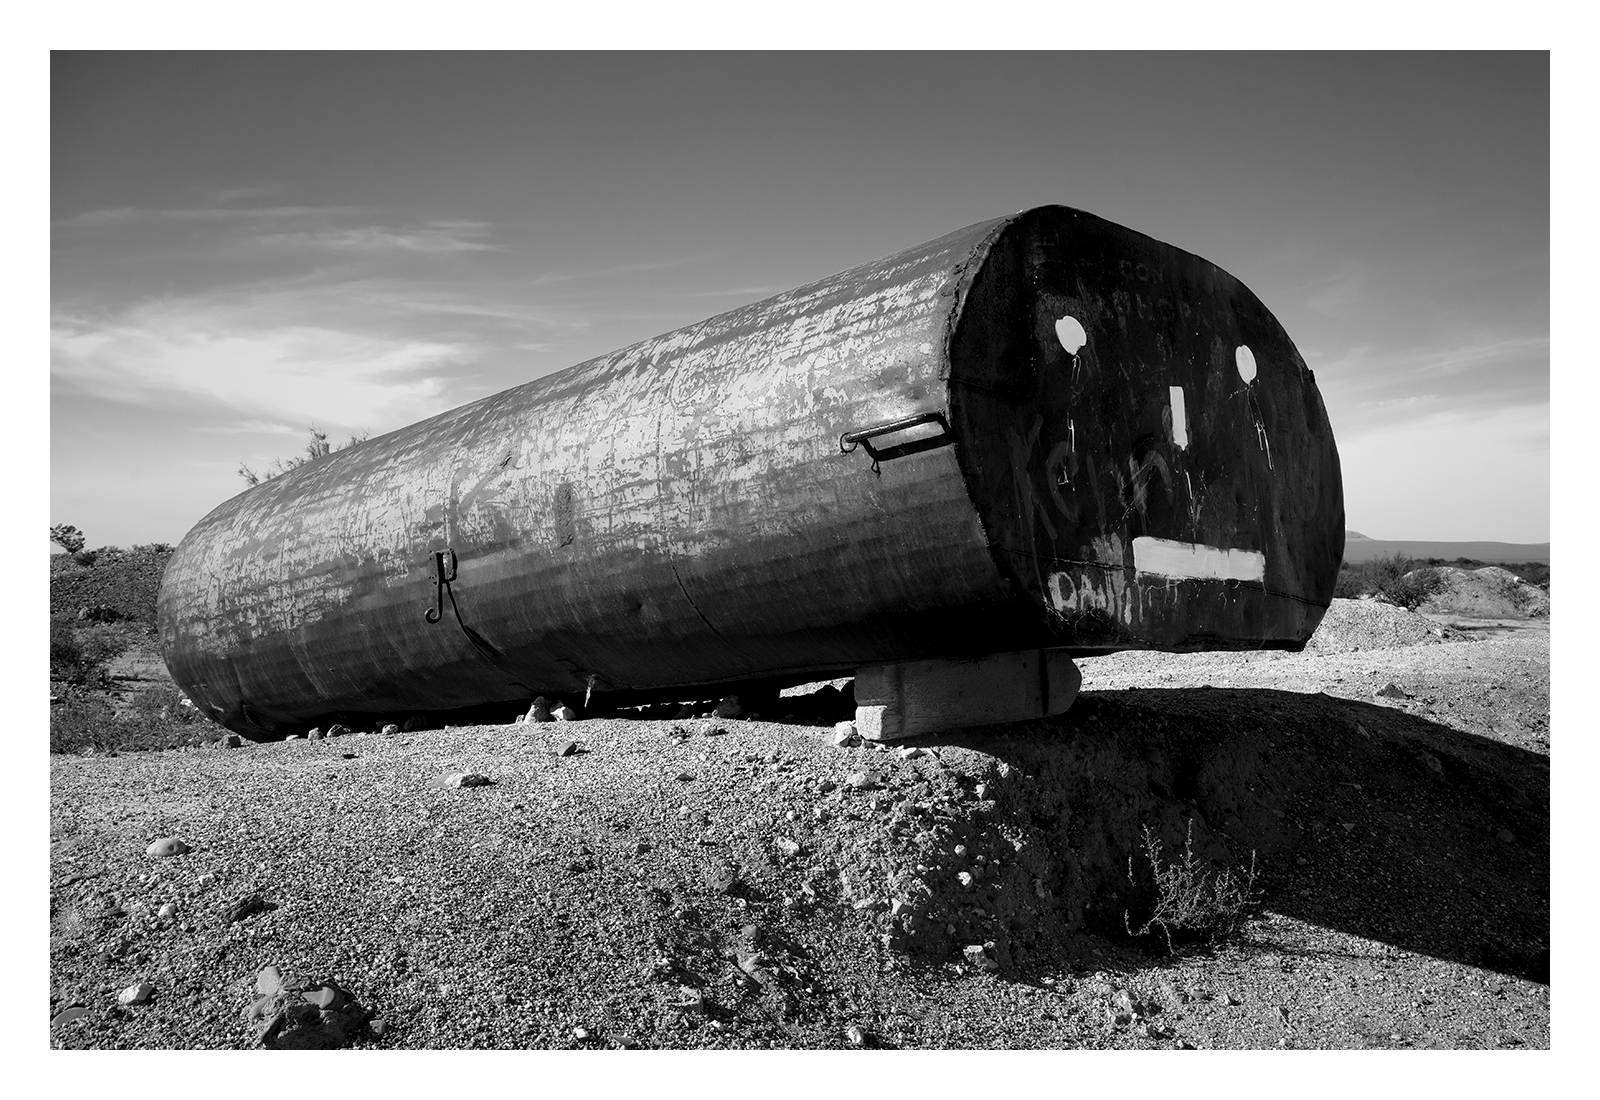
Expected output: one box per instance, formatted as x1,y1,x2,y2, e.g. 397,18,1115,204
947,207,1343,652
158,205,1343,736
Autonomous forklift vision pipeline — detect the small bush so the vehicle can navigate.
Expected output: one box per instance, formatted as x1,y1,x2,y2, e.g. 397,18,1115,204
1333,553,1444,609
239,426,369,486
128,683,209,731
50,684,215,755
50,524,86,554
81,622,136,673
49,615,88,682
1507,561,1550,590
1125,821,1260,954
1384,565,1442,610
49,689,116,754
50,616,135,685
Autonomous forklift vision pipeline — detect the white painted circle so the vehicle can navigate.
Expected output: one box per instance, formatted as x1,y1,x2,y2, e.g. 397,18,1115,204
1055,316,1087,355
1236,344,1258,384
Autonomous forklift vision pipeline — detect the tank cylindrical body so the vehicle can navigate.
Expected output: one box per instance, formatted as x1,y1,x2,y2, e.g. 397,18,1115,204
159,205,1343,736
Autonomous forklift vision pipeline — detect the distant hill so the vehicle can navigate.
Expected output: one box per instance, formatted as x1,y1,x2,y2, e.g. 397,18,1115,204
1343,531,1549,565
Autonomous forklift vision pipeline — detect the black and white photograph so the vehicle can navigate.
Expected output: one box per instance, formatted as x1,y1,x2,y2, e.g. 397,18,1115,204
38,38,1574,1067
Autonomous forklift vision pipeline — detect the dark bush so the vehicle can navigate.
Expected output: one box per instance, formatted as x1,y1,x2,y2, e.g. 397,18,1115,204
49,615,88,683
49,689,115,754
50,613,144,686
1384,565,1443,610
1333,553,1444,609
50,524,86,554
1503,561,1550,589
51,683,215,755
79,623,134,673
76,605,123,623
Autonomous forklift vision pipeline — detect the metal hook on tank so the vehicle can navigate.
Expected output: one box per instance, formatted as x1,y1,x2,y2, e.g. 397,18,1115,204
424,549,458,623
840,411,953,477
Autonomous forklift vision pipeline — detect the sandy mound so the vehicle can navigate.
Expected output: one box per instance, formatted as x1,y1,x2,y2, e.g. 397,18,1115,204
1304,598,1449,653
1417,567,1549,620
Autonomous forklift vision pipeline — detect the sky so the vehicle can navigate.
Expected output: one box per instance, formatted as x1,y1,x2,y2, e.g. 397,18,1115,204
50,51,1550,547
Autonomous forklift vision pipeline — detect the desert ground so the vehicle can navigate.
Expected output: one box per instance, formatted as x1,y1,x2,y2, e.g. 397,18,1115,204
49,580,1549,1050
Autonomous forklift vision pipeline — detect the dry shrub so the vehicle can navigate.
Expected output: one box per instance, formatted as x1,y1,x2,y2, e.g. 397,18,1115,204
49,615,141,685
50,684,215,755
239,426,369,486
1385,565,1443,611
1333,553,1443,610
1124,821,1260,954
49,615,88,683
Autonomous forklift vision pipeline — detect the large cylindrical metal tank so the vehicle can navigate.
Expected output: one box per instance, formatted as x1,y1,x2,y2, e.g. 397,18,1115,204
159,205,1343,736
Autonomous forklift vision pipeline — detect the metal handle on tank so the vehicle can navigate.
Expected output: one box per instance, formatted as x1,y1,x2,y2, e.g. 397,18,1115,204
839,412,953,475
424,549,458,624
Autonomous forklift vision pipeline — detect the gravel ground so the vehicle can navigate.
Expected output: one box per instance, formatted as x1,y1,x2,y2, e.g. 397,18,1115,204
1081,600,1550,755
49,601,1550,1050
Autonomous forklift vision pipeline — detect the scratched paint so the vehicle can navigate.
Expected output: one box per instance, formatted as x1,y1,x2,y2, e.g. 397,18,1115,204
1132,536,1266,582
160,216,1026,732
946,206,1340,654
160,204,1343,736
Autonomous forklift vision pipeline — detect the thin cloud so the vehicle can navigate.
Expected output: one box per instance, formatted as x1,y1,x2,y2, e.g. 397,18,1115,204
250,278,582,333
51,299,476,434
1301,321,1548,463
252,221,499,254
55,207,141,228
1313,331,1546,406
1294,261,1369,319
189,419,310,436
54,205,368,228
656,285,789,299
167,205,367,221
214,185,282,204
529,254,719,287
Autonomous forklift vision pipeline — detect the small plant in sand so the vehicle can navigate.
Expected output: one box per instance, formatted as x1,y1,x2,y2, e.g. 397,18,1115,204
1125,821,1260,954
238,426,370,486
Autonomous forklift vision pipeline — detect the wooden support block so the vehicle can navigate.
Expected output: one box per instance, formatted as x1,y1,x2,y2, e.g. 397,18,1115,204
853,648,1081,741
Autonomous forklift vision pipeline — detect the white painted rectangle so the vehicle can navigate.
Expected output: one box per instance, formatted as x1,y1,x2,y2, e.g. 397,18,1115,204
1132,536,1265,582
1169,386,1189,449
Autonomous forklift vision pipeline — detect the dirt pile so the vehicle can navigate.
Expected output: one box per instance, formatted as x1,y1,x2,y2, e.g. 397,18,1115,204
1416,567,1549,620
874,691,1546,977
1304,598,1454,653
